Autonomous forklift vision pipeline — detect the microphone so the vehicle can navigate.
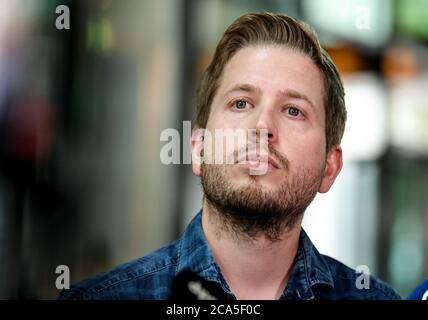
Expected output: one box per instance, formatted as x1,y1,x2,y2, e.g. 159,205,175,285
407,278,428,300
170,271,228,300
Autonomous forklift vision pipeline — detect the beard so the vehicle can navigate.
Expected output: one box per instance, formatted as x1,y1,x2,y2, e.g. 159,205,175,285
200,146,325,242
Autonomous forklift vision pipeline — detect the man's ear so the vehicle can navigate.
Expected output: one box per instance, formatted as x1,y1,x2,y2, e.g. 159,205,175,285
191,127,204,177
319,145,343,193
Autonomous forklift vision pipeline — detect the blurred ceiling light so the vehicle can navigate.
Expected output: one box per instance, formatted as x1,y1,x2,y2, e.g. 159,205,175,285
341,73,387,161
303,0,392,48
390,74,428,155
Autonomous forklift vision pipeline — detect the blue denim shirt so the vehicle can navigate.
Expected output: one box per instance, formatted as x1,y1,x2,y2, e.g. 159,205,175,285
60,210,401,300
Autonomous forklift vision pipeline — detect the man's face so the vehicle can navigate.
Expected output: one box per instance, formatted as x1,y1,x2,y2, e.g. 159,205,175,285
192,45,342,240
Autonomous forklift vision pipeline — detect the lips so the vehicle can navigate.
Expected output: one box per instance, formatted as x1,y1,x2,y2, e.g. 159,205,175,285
267,155,279,169
236,153,280,169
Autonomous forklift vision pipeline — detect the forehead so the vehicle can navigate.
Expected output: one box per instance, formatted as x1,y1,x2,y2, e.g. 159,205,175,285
217,45,325,110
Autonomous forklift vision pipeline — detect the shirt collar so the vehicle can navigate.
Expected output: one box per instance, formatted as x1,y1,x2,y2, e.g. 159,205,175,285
175,210,235,296
176,209,215,275
281,229,335,299
176,209,334,299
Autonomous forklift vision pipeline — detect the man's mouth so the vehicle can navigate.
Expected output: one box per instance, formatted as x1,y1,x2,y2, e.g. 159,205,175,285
236,153,280,170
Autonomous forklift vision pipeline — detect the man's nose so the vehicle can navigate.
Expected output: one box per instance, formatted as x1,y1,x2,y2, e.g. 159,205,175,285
254,105,277,144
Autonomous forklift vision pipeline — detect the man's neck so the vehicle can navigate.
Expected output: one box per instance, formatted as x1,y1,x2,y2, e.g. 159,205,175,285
201,201,302,300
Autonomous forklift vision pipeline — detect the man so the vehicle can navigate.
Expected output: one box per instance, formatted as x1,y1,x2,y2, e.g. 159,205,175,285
60,13,400,300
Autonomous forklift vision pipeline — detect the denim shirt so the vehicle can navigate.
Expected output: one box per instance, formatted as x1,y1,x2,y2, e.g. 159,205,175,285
60,210,401,300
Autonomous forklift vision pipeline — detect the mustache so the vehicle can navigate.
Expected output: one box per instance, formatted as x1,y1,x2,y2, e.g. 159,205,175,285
231,144,289,170
267,145,289,169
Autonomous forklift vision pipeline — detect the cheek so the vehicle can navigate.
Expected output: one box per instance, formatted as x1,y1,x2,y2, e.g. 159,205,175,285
280,133,326,170
206,117,251,149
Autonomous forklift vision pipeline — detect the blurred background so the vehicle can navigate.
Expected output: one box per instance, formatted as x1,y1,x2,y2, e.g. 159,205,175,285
0,0,427,299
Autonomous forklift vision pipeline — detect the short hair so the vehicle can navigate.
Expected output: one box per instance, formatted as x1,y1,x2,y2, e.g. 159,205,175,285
194,12,346,151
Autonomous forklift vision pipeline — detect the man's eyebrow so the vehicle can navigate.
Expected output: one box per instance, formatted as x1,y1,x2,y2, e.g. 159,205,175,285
223,83,262,98
278,89,316,109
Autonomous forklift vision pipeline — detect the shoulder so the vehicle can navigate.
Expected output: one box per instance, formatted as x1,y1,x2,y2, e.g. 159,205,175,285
318,255,401,300
59,240,180,300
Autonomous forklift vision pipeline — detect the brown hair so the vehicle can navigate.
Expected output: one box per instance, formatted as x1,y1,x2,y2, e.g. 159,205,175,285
194,12,346,151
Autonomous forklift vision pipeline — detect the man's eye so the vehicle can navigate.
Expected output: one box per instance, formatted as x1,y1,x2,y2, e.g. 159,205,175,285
234,100,248,110
287,106,301,117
